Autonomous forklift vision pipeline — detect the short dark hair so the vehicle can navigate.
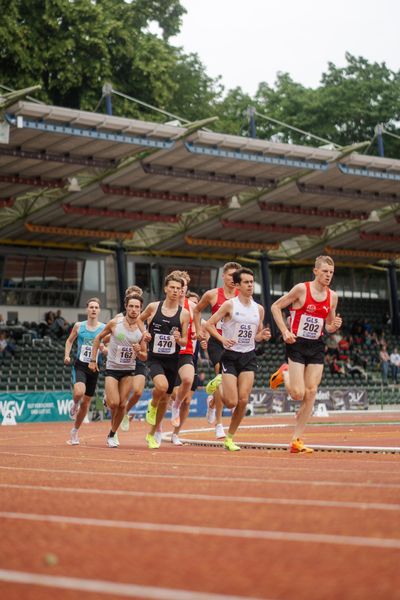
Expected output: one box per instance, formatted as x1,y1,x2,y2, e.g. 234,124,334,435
86,297,101,307
223,261,241,273
124,293,143,307
164,273,184,287
233,267,254,285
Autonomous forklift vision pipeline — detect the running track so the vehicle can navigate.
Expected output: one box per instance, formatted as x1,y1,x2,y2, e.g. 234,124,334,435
0,414,400,600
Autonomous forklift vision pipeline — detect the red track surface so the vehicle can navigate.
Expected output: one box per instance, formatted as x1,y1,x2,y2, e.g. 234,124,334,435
0,414,400,600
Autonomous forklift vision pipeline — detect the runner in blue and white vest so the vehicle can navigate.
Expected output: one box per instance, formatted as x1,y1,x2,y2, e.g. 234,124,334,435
64,297,106,446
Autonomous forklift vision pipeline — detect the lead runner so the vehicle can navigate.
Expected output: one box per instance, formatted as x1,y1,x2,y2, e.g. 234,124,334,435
270,255,342,453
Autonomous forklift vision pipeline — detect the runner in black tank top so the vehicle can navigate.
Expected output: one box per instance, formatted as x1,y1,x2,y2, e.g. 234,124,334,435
140,273,190,449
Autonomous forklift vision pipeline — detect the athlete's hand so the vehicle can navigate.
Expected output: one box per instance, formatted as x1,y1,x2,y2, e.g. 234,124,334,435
143,331,151,343
88,360,98,373
64,356,71,366
259,326,271,341
132,342,141,353
282,329,296,344
172,329,181,341
222,337,236,348
333,314,342,331
196,328,206,341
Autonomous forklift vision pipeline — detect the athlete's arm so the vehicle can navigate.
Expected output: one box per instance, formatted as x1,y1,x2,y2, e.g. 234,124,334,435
204,300,235,348
271,283,305,344
176,308,190,347
325,292,342,333
193,289,215,339
255,306,271,342
89,320,115,371
64,322,79,365
135,320,148,360
139,302,156,326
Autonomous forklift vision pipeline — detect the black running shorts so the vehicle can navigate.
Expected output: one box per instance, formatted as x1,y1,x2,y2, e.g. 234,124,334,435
72,366,99,397
207,336,224,368
148,356,179,395
220,349,257,377
286,337,325,366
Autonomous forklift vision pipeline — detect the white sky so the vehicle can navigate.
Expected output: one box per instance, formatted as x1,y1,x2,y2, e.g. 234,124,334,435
171,0,400,95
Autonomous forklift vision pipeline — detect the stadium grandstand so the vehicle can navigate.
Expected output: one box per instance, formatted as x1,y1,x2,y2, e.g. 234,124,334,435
0,88,399,409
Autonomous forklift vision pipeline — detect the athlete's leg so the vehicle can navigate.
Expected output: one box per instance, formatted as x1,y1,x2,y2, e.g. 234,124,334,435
149,374,169,435
173,390,193,436
177,362,194,406
112,376,133,432
70,381,85,418
126,374,145,413
284,359,306,401
74,394,92,429
292,363,324,440
227,370,254,437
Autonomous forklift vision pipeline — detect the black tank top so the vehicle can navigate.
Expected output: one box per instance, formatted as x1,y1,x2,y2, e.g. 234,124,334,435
149,302,182,359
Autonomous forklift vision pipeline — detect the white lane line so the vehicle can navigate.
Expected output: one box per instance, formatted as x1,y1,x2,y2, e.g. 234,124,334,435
0,450,398,477
0,465,399,489
1,482,399,512
0,569,268,600
1,511,400,550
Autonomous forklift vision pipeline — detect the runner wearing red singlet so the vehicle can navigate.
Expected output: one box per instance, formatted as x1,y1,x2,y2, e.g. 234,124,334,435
270,256,342,453
193,262,241,439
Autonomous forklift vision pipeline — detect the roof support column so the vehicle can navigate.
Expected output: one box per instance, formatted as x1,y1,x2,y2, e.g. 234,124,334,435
115,244,127,313
259,253,277,337
388,262,400,335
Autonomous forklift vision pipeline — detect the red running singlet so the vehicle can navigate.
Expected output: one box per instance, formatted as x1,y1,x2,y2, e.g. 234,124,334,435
212,287,239,334
289,282,331,340
179,297,194,355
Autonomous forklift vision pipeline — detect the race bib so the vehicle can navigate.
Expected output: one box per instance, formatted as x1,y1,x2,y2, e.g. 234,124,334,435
79,344,92,363
297,314,323,339
153,333,176,355
116,345,135,365
234,323,257,347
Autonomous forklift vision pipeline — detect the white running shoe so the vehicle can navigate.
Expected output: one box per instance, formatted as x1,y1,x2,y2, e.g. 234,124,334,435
154,430,162,445
67,428,79,445
69,401,79,419
120,414,130,432
206,395,216,424
215,423,225,439
114,431,120,446
106,435,119,448
171,433,183,446
170,405,180,428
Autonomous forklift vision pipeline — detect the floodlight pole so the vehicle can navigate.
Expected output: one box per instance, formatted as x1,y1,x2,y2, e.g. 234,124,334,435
247,106,257,138
115,243,127,313
388,262,400,335
259,253,277,337
103,83,113,116
375,124,384,157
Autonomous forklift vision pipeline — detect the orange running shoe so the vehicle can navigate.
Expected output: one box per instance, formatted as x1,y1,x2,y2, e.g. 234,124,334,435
269,363,288,389
290,438,314,454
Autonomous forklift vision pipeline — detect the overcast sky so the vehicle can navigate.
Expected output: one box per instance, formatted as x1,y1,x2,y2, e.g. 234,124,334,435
171,0,400,95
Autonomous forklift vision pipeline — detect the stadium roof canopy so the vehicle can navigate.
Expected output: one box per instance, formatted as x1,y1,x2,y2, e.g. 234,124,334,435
1,100,400,266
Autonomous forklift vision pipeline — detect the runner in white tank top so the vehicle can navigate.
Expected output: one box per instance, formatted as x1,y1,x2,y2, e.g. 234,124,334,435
90,294,148,448
205,268,271,451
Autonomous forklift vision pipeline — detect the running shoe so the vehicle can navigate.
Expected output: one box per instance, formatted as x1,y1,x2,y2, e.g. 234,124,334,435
289,438,314,454
69,401,79,419
106,435,119,448
146,400,157,426
215,423,225,439
154,429,162,445
171,433,183,446
269,363,288,389
206,395,216,424
224,437,241,452
120,414,130,432
114,431,120,446
170,405,180,428
205,374,222,395
67,427,79,446
146,433,160,449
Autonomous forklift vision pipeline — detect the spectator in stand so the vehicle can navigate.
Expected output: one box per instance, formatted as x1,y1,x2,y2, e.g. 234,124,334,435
361,318,373,335
379,344,390,386
0,314,5,326
338,335,351,361
390,347,400,384
325,331,341,357
330,356,345,376
345,359,367,380
50,310,69,339
0,331,15,357
352,347,368,370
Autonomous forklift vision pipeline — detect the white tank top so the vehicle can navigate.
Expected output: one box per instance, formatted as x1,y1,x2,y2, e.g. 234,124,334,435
106,319,143,370
221,296,260,353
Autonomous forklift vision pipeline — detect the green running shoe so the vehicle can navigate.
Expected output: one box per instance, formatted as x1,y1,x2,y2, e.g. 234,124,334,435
224,437,241,452
146,400,157,426
205,374,222,395
146,433,160,449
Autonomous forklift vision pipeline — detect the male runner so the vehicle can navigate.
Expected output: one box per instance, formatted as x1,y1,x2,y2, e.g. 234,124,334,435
193,261,241,439
89,294,147,447
270,255,342,453
140,273,189,449
205,268,271,451
64,298,105,446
